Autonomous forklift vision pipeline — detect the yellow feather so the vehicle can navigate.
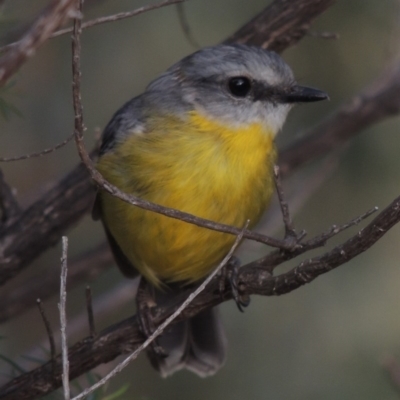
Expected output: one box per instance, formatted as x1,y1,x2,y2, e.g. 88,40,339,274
97,111,277,286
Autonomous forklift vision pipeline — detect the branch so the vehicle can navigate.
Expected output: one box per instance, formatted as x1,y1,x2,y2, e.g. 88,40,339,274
54,0,185,39
59,237,70,400
0,0,185,53
279,60,400,174
0,161,94,286
225,0,336,51
0,0,78,87
0,133,74,162
1,194,398,400
0,243,112,324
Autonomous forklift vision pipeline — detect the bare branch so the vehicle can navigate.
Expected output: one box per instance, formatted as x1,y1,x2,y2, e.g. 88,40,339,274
0,197,391,400
0,133,74,162
0,243,112,324
244,206,378,273
225,0,336,50
273,165,297,240
176,2,201,49
0,160,94,286
0,0,185,53
0,0,78,87
59,236,70,400
55,0,185,38
36,299,56,367
280,59,400,175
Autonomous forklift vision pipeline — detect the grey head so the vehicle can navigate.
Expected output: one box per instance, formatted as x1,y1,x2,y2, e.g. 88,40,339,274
144,44,327,134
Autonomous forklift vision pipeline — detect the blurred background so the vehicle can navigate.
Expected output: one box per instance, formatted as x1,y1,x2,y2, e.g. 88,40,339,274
1,0,400,399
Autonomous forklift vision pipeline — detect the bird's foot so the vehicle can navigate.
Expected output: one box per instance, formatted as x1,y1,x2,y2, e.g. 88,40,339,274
219,256,250,312
136,277,167,357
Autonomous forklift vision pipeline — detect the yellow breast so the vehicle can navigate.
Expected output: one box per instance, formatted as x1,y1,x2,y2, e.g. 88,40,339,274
97,111,277,286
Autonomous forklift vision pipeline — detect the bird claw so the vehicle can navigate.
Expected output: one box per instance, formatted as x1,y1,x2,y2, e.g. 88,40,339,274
136,278,167,357
219,256,250,312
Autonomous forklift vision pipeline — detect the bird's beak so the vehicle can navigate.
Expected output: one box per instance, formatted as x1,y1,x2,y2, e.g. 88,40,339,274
283,85,329,103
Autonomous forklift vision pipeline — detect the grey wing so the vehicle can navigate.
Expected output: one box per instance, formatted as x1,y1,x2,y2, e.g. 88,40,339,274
93,95,145,278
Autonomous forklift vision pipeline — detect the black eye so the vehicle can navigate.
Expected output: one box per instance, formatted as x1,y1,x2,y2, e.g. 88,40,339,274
228,76,251,98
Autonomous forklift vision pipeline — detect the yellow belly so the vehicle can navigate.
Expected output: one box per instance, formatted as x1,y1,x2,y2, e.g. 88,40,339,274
97,112,277,286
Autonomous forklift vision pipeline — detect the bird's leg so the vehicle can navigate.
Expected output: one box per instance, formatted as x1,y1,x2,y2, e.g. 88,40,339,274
136,277,167,357
219,256,250,312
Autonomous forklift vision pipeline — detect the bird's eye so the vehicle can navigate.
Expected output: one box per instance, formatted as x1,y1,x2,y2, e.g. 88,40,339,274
228,76,252,98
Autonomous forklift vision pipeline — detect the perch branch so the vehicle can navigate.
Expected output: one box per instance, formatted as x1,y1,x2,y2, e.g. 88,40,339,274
1,195,398,400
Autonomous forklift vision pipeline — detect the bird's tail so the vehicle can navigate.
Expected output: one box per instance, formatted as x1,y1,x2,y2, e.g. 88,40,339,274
147,306,227,378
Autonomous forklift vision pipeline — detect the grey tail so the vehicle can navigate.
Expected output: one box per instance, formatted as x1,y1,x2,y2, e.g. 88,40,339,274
147,306,227,378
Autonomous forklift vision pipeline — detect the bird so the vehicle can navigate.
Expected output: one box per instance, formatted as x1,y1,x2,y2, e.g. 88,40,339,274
93,44,328,378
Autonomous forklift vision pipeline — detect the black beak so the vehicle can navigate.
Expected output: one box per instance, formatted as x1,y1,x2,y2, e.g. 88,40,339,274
283,85,329,103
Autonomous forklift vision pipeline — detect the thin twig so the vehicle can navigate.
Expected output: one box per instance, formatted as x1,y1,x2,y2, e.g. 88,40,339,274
176,2,201,49
59,236,70,400
246,206,379,272
279,59,400,176
302,206,379,248
72,222,248,400
0,0,185,53
56,0,185,37
36,299,56,367
0,0,78,87
85,286,95,338
0,133,74,162
273,165,297,240
0,243,112,324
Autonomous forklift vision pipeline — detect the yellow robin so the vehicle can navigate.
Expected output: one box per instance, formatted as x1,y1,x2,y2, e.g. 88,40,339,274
93,44,328,377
